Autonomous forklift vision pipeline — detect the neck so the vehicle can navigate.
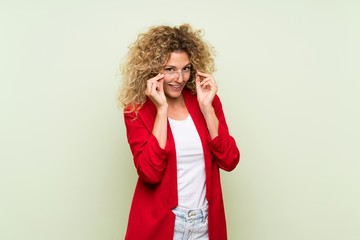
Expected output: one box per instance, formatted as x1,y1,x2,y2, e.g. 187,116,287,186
166,94,186,109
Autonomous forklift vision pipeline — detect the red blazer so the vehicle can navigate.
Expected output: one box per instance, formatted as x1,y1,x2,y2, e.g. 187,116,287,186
124,88,240,240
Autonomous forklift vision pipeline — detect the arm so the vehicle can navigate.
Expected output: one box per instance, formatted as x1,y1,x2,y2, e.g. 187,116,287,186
200,105,219,140
152,106,168,149
207,95,240,171
124,110,170,184
123,73,169,184
195,71,240,171
145,73,168,149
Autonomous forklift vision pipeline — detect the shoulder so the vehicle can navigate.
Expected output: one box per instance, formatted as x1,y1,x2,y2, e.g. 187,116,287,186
124,98,157,133
124,98,156,119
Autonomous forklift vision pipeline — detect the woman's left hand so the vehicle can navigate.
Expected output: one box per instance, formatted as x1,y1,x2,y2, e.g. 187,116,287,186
195,71,218,110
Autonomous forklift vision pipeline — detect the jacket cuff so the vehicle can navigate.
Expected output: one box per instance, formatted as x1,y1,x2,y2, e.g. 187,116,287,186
148,134,171,165
207,124,227,153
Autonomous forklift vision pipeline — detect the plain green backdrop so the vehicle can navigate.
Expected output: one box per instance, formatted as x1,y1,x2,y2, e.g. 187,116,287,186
1,0,359,239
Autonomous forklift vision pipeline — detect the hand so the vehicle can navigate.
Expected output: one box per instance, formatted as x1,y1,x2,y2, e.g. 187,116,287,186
195,71,218,110
145,74,168,110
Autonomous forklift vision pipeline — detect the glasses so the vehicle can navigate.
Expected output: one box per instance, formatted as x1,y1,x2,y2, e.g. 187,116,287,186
163,67,192,80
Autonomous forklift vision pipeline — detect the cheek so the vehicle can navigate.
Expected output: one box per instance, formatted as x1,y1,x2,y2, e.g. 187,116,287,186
162,81,171,93
162,80,169,88
185,78,190,84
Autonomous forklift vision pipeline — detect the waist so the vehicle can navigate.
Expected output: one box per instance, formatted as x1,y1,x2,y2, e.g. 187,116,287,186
172,205,208,222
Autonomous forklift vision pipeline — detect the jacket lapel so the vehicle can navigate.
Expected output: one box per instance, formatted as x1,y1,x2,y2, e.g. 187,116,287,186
183,89,213,199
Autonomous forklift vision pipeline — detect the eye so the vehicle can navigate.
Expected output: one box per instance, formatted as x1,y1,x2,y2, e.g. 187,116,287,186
165,68,174,72
183,66,191,71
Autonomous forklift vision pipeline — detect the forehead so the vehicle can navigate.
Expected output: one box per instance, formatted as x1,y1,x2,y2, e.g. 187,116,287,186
165,52,190,67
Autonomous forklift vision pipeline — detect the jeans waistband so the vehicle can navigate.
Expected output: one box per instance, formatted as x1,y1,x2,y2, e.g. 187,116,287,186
172,205,208,222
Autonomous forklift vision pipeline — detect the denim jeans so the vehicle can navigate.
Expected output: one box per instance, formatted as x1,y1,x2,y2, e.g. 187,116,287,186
172,205,209,240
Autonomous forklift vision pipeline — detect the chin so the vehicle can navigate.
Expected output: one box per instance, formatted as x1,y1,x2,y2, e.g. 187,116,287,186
164,86,185,100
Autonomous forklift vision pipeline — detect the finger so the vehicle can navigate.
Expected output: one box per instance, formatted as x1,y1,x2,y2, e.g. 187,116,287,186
158,79,164,92
156,82,161,91
202,78,218,89
156,74,164,81
147,74,164,87
195,74,201,90
151,80,157,95
200,78,212,86
201,81,213,90
149,73,164,82
145,80,152,96
199,78,215,88
197,74,214,84
196,71,212,78
147,74,164,92
208,81,218,92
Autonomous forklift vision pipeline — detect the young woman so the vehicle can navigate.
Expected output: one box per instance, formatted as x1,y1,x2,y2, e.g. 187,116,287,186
118,24,240,240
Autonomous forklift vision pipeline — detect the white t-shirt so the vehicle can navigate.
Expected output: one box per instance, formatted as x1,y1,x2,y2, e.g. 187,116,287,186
168,114,208,209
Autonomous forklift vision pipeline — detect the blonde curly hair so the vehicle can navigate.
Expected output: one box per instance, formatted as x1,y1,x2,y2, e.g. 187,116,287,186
116,23,216,113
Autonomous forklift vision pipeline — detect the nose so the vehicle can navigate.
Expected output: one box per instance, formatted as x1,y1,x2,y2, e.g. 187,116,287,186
175,72,184,82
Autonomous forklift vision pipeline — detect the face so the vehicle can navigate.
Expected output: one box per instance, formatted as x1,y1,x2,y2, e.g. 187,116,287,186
162,51,191,101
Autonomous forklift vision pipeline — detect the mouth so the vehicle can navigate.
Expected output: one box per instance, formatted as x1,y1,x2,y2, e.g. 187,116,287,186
168,84,182,89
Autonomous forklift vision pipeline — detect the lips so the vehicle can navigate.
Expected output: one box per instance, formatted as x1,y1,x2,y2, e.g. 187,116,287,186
168,84,181,89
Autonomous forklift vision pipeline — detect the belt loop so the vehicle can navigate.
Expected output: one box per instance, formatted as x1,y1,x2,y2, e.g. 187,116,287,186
201,208,205,223
186,208,190,222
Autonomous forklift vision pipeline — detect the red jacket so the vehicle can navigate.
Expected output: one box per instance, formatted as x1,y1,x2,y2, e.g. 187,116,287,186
124,88,240,239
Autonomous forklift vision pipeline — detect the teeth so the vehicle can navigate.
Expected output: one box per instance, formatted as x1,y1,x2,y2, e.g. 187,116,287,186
169,84,180,88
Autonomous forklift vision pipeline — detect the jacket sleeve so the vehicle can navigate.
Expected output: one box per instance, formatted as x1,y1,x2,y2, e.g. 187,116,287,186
207,95,240,171
124,111,170,184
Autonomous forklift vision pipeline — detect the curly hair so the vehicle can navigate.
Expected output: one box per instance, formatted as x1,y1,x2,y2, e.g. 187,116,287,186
116,23,216,113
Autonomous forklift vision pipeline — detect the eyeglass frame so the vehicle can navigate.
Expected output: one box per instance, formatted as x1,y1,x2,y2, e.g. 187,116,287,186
162,65,195,80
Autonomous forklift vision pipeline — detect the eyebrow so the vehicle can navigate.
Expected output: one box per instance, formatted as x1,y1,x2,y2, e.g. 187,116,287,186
164,63,192,68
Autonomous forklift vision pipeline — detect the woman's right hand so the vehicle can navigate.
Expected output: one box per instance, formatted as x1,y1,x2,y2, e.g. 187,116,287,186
145,74,168,110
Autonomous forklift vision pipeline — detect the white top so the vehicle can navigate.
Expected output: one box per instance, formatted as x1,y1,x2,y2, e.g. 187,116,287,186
168,114,208,209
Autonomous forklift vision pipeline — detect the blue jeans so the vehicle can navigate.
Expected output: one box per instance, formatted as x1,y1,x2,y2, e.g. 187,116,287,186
172,205,209,240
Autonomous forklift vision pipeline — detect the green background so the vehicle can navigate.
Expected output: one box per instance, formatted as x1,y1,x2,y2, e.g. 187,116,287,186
1,0,359,239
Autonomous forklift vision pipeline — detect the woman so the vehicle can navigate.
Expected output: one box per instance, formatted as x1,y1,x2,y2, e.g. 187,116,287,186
118,24,240,240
